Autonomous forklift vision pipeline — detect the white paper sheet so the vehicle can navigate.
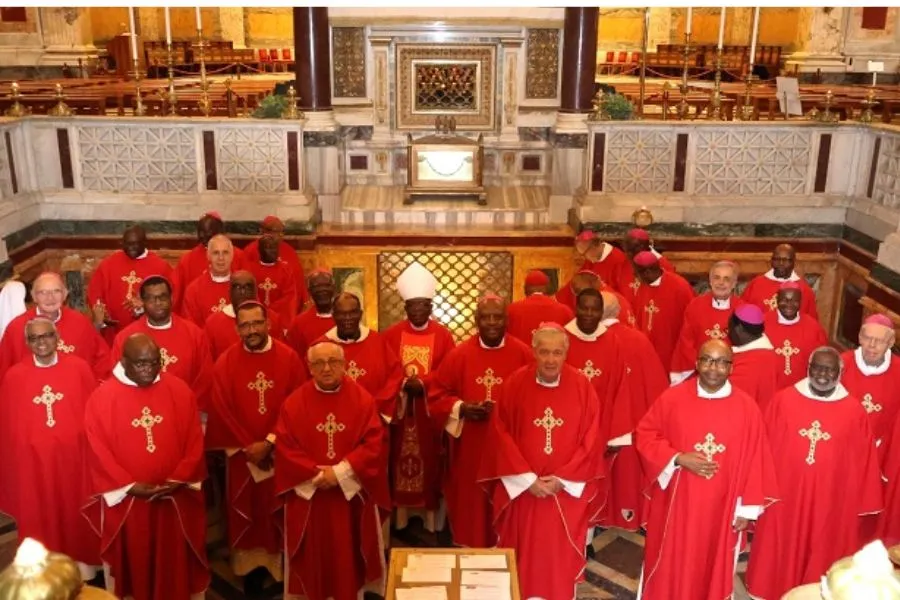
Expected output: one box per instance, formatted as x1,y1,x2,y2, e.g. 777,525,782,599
460,570,511,588
407,553,458,569
401,567,452,584
459,554,507,570
460,584,512,600
396,586,449,600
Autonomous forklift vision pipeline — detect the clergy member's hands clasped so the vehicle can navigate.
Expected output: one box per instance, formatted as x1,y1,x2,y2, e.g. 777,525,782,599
675,451,719,478
128,481,183,501
733,517,750,532
313,466,339,489
528,476,562,498
244,441,274,467
461,401,493,421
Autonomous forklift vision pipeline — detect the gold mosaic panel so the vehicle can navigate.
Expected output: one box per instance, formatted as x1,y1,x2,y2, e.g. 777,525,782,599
525,28,560,99
332,27,367,98
377,251,513,343
396,44,496,130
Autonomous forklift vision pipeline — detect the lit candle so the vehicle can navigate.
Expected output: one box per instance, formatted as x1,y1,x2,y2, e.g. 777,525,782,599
749,7,761,66
128,7,138,62
195,7,202,33
686,7,693,36
717,8,726,50
164,7,172,47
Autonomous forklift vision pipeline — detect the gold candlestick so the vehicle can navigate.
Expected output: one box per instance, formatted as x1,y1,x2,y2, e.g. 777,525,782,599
4,81,27,118
132,60,146,116
47,83,72,117
195,30,211,117
737,73,756,121
588,89,608,121
858,88,878,124
165,42,178,116
637,7,650,119
708,47,725,121
819,89,838,123
677,32,692,120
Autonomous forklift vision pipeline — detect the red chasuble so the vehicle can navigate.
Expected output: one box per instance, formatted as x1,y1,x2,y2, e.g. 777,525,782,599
670,293,744,373
878,415,900,545
112,315,214,411
0,355,99,565
635,381,778,600
729,337,780,409
83,375,208,600
324,327,404,418
206,339,306,560
632,272,695,372
181,272,230,328
746,382,882,600
556,283,637,327
244,239,306,305
427,335,533,548
382,319,456,509
203,307,285,361
286,308,335,369
0,307,111,381
506,294,574,345
246,259,300,325
613,253,676,303
839,348,900,452
479,364,604,600
274,378,391,600
87,250,174,343
172,244,246,311
581,243,628,288
763,313,827,390
742,271,819,321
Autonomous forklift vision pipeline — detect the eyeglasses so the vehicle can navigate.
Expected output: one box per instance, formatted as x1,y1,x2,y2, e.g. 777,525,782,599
26,332,57,343
697,356,732,369
309,358,345,370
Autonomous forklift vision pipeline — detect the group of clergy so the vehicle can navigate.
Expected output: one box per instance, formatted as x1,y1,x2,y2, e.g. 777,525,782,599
1,215,900,600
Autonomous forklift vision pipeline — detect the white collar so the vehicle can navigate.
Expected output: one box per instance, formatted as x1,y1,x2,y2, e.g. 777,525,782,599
314,382,341,394
113,362,161,387
479,336,506,349
209,272,230,284
650,247,662,259
130,249,149,260
409,319,430,332
33,353,59,368
536,374,560,388
36,307,62,323
146,317,172,330
732,334,774,354
854,346,892,376
325,325,371,344
763,269,800,283
795,378,849,401
260,260,276,267
777,311,800,325
243,336,273,353
697,380,732,399
564,318,606,341
315,311,333,318
597,242,613,262
600,317,619,327
711,296,731,311
649,274,662,287
223,304,236,318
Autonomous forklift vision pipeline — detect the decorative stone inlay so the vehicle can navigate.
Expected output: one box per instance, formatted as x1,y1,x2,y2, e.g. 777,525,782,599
216,128,287,194
0,130,12,200
332,27,367,98
873,135,900,209
605,129,675,193
693,129,811,196
525,28,560,99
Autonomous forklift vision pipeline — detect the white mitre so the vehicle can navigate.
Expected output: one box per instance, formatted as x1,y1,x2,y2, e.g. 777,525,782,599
397,262,437,301
822,541,900,600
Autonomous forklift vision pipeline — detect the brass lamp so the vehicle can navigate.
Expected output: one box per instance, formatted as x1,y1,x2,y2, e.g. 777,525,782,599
0,538,82,600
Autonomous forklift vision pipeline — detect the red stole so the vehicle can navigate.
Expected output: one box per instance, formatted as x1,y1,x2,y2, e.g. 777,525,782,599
670,293,744,373
765,313,828,390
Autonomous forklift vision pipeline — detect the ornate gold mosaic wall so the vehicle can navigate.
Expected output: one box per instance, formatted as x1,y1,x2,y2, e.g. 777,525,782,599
331,27,367,98
525,28,560,99
396,44,496,130
377,250,513,343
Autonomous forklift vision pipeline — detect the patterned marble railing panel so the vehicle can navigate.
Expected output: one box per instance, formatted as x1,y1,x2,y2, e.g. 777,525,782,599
604,128,676,194
872,133,900,210
215,126,290,194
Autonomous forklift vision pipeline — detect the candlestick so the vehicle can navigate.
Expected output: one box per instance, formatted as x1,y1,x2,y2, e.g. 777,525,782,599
678,31,692,120
638,7,650,119
196,28,210,117
717,7,726,50
132,59,146,117
195,7,202,33
164,7,172,46
686,7,693,35
128,7,138,63
709,47,725,121
749,7,760,72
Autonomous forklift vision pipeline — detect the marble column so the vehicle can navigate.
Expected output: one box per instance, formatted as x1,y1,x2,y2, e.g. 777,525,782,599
39,7,98,67
218,8,246,49
785,7,847,74
369,34,392,140
293,7,336,130
556,7,598,133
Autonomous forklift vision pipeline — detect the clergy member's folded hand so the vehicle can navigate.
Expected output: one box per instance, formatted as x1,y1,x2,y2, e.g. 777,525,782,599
127,482,161,499
540,476,563,495
403,377,425,398
315,466,339,489
733,517,750,532
91,302,109,327
243,441,273,466
148,482,183,502
527,478,555,498
461,402,490,421
675,451,719,478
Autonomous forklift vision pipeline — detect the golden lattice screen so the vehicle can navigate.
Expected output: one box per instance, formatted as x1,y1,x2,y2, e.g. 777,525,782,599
377,251,513,343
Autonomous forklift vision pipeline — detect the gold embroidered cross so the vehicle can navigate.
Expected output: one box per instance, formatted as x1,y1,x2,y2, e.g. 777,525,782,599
862,393,882,414
629,277,641,294
132,406,163,453
248,371,274,415
210,297,228,314
33,385,63,428
693,433,725,479
533,407,564,455
764,293,778,311
476,368,502,401
580,360,602,381
159,347,178,373
259,277,278,305
704,324,727,340
316,413,346,459
799,420,831,465
57,338,74,353
121,270,142,300
644,300,660,331
775,339,800,375
346,360,367,381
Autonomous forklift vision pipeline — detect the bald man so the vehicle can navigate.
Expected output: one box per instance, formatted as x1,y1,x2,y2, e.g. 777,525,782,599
742,243,819,321
181,234,236,328
173,213,246,310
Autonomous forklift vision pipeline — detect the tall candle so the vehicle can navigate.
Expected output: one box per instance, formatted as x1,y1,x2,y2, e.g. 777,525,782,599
749,7,761,66
686,7,693,36
164,7,172,46
717,7,726,49
195,7,202,33
128,7,138,62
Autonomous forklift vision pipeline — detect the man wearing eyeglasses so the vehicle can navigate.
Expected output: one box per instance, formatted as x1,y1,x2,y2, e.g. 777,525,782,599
636,339,779,600
0,271,110,381
747,347,883,600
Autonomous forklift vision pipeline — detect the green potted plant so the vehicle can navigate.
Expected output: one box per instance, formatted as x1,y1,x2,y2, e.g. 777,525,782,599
602,93,635,120
252,93,288,118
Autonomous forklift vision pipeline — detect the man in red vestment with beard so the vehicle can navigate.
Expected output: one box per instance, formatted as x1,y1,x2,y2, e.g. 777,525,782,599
182,234,235,328
728,304,779,408
556,270,636,327
428,295,533,548
614,228,676,301
84,333,208,600
274,340,390,600
507,269,573,344
0,272,110,381
383,262,455,532
243,216,305,296
286,268,336,370
670,260,744,384
636,339,778,600
203,271,285,361
631,251,695,372
479,323,604,600
0,317,100,579
173,212,245,311
88,225,173,344
246,234,300,326
746,348,883,600
112,276,213,413
742,243,819,321
764,282,828,390
573,230,628,289
206,301,306,595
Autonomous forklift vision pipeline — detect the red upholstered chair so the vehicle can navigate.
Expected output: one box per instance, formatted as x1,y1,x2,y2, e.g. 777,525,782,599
258,48,269,62
631,51,641,64
269,49,279,61
617,51,628,64
282,48,292,61
605,50,615,74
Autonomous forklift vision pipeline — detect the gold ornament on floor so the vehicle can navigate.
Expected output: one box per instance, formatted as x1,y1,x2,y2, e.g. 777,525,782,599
47,84,72,118
5,82,28,118
0,537,83,600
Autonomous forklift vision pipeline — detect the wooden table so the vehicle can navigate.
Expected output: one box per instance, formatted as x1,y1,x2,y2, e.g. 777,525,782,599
385,547,521,600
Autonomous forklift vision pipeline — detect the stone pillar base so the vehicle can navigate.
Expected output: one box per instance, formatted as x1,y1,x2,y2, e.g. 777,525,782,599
39,47,99,67
553,111,589,134
303,109,339,132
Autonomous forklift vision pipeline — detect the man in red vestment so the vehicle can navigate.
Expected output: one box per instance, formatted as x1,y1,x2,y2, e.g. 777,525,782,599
84,333,208,600
427,295,533,547
479,323,604,600
0,272,110,381
573,230,628,289
88,225,174,344
274,340,390,600
746,348,883,600
556,270,636,326
0,317,100,578
878,408,900,545
246,234,300,326
383,262,456,532
112,275,214,413
203,271,285,361
172,212,245,311
670,260,744,384
840,313,900,454
182,234,234,328
507,269,573,344
742,243,819,321
728,304,779,408
286,268,336,368
206,301,306,594
243,215,305,299
764,282,828,390
635,339,779,600
614,228,676,301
